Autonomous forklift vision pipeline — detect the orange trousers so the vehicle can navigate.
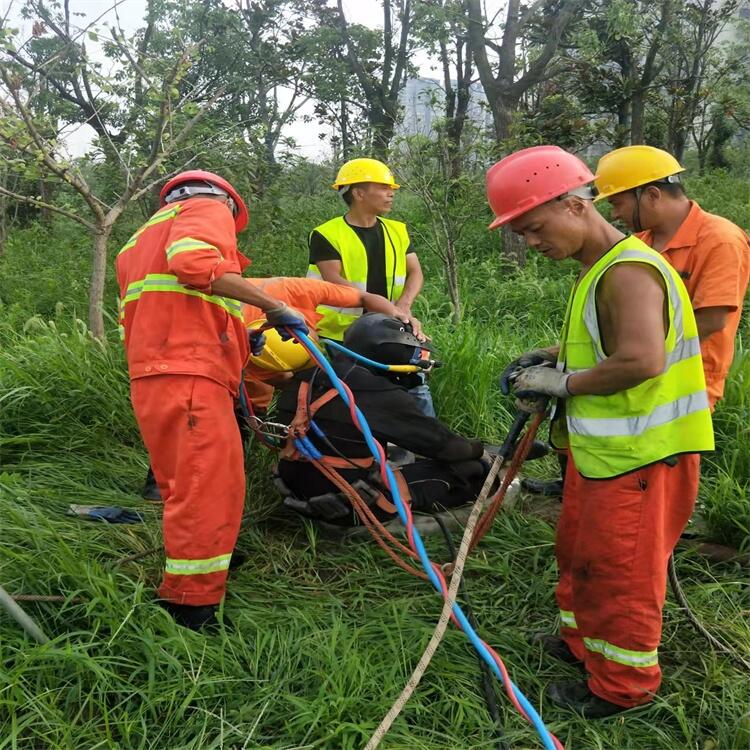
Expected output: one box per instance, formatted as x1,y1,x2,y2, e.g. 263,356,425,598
131,374,246,606
556,452,700,707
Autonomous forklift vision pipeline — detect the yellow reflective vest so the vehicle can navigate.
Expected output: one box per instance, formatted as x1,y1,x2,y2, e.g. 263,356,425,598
307,216,409,340
551,236,714,479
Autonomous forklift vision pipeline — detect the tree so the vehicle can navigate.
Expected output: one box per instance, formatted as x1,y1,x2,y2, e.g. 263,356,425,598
465,0,583,265
663,0,741,162
0,0,222,338
466,0,583,143
393,129,488,323
300,1,370,161
334,0,416,157
557,0,676,147
417,0,475,181
690,25,750,172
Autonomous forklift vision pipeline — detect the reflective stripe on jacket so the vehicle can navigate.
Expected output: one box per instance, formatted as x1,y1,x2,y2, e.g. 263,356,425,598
307,215,409,340
551,236,714,478
115,198,250,394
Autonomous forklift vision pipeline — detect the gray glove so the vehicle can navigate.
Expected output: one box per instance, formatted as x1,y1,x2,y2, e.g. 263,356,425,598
265,304,309,341
499,348,557,395
512,365,572,413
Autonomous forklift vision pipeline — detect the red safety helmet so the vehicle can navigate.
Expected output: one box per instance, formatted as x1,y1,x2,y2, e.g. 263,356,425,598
160,170,249,232
486,146,595,229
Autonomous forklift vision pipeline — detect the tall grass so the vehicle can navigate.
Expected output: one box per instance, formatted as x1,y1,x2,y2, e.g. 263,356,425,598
1,172,749,749
1,305,749,749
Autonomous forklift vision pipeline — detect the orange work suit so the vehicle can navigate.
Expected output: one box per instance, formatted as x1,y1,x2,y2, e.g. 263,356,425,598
242,277,362,411
556,451,701,707
116,197,251,605
638,201,750,407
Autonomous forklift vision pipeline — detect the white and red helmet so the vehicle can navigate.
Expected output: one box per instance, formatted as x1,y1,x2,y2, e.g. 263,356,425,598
160,170,249,232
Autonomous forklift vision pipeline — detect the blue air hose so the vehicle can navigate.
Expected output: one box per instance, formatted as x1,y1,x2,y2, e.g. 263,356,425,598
289,328,560,750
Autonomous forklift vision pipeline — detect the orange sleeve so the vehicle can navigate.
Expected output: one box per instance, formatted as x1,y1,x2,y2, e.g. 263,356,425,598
314,279,362,308
165,199,242,292
690,239,750,312
273,278,361,314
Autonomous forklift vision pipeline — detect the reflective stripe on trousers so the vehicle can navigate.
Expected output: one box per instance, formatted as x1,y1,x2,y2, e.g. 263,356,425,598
165,553,232,576
583,637,658,668
560,609,578,629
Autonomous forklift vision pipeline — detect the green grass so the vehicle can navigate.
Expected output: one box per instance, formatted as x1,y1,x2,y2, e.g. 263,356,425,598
1,171,749,748
1,301,749,749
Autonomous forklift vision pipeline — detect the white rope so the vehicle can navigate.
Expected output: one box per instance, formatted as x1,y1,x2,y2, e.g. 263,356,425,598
363,455,504,750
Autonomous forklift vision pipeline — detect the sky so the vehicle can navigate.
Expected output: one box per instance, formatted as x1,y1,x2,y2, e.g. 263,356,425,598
1,0,503,160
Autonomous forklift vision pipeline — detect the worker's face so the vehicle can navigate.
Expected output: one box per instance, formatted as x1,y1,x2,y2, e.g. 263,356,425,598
607,191,639,231
607,187,660,232
508,198,587,261
353,182,395,214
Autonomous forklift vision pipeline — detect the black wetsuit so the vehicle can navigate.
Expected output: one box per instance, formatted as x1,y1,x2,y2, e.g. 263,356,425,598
275,354,487,525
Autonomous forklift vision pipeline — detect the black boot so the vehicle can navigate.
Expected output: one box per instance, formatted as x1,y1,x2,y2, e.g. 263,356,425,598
159,601,224,631
547,680,634,719
531,633,583,666
141,467,162,502
521,476,564,497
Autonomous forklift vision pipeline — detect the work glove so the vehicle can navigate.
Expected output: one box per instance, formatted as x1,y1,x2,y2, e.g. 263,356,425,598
265,304,309,341
511,365,572,413
499,348,557,395
248,330,266,357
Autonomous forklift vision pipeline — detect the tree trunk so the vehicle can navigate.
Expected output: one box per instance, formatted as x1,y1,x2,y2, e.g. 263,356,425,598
697,144,707,175
38,178,52,226
340,97,351,160
489,97,527,266
631,90,645,144
88,224,112,340
0,170,7,258
445,244,462,325
672,131,688,164
615,100,631,147
371,106,397,159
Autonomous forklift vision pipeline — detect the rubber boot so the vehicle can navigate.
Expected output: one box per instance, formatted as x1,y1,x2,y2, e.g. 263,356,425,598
521,477,565,497
522,452,567,497
531,632,583,666
160,601,225,632
547,681,632,719
141,467,162,502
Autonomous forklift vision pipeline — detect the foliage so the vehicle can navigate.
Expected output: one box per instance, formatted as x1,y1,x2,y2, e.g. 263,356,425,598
1,3,750,748
0,224,749,746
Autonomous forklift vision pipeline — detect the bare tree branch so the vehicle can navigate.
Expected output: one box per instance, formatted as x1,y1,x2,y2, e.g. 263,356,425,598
0,184,96,230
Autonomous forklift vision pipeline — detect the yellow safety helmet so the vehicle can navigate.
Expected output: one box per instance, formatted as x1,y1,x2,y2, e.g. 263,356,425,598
331,158,400,190
246,319,313,372
594,145,685,202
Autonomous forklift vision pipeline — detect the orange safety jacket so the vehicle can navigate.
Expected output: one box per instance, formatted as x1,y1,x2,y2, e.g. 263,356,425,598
116,197,251,395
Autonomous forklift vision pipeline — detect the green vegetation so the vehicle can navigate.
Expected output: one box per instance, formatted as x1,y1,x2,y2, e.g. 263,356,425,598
1,166,749,749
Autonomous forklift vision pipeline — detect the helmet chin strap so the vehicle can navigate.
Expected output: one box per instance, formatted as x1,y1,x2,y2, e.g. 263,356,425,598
632,187,644,233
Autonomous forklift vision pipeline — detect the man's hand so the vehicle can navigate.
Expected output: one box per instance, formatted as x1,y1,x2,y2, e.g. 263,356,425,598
266,304,309,341
393,310,426,342
499,348,557,395
512,365,572,413
248,330,266,357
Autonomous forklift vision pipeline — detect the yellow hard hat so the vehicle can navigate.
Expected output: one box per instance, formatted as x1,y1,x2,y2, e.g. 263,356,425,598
331,158,400,190
246,319,313,372
594,145,685,202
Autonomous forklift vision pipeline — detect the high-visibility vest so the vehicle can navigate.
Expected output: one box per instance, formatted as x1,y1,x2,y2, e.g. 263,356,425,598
551,236,714,479
307,216,409,340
